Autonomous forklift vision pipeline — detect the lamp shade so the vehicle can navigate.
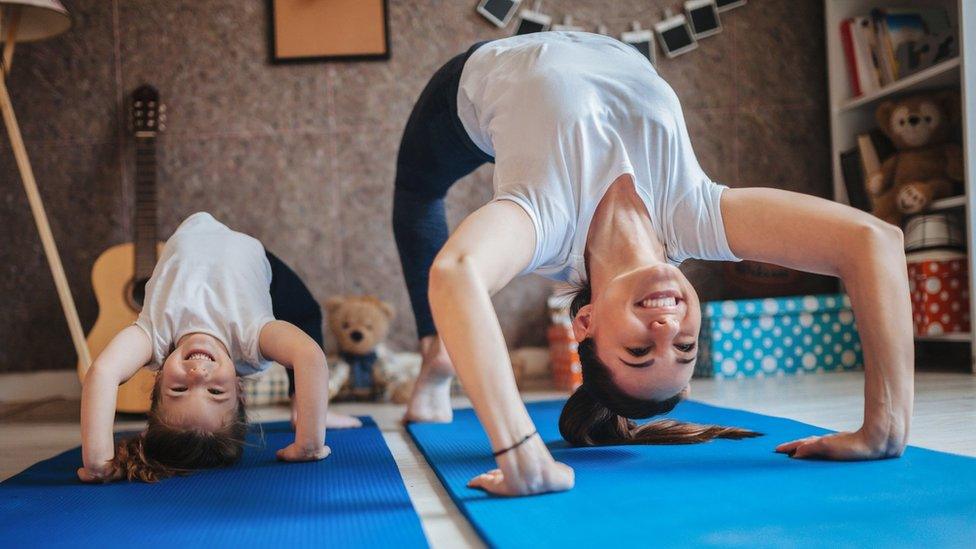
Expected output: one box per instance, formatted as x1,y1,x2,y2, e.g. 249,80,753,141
0,0,70,42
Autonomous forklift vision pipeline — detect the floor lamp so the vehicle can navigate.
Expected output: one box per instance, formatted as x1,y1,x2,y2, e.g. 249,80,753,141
0,1,91,368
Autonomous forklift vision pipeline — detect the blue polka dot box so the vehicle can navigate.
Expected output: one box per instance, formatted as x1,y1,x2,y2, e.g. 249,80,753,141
697,293,864,379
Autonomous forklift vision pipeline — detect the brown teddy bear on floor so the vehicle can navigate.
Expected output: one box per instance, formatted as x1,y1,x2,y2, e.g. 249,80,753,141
867,90,963,226
325,295,420,402
326,295,394,400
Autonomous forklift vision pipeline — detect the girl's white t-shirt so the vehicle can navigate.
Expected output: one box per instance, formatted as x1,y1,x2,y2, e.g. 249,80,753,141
456,32,740,284
135,212,275,376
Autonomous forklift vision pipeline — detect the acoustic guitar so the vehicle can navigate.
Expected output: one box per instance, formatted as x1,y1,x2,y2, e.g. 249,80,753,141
78,85,166,413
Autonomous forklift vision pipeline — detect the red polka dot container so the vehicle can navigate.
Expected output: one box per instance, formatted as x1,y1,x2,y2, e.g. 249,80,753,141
907,250,971,337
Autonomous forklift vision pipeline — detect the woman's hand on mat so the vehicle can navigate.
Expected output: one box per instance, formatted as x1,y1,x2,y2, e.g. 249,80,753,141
76,465,121,483
467,461,574,496
276,442,332,462
775,430,899,460
468,438,575,496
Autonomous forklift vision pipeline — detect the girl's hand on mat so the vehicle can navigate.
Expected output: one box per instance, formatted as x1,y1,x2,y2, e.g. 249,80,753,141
276,442,332,462
76,466,120,483
775,430,891,460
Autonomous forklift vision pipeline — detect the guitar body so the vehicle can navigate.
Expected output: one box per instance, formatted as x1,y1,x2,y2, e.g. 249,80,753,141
79,242,164,413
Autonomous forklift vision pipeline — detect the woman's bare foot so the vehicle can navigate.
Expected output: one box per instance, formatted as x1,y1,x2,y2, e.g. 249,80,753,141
403,336,455,423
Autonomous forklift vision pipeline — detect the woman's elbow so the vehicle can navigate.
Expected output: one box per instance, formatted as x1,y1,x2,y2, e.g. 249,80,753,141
853,217,904,257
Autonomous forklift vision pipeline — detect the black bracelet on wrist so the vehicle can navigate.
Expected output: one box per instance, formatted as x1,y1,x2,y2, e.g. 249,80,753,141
492,429,539,457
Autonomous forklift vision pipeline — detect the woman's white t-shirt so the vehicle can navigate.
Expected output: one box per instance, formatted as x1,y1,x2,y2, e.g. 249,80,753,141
455,32,740,284
135,212,275,376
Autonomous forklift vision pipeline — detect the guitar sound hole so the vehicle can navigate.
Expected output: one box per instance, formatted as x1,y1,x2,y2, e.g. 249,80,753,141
128,277,150,311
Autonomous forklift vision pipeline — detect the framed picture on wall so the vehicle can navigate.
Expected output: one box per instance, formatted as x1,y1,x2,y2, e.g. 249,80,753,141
268,0,390,63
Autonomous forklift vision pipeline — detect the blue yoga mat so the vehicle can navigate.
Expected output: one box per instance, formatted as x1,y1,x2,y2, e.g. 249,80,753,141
408,400,976,548
1,418,427,548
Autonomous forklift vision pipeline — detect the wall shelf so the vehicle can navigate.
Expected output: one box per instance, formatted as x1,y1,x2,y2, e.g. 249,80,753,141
915,333,971,342
930,194,968,211
836,57,961,113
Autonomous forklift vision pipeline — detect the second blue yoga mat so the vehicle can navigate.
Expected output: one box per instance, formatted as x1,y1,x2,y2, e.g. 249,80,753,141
408,400,976,548
1,418,427,548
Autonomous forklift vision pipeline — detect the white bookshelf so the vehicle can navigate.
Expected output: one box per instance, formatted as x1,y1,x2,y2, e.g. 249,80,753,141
825,0,976,371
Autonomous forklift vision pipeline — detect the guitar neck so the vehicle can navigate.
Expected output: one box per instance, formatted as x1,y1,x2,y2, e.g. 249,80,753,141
134,135,158,280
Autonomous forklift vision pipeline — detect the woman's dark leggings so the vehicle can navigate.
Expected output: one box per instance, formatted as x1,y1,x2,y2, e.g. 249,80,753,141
266,250,322,396
393,42,493,339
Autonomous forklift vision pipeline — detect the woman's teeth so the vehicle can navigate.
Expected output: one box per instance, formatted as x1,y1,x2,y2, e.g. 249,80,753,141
187,352,214,361
640,297,677,308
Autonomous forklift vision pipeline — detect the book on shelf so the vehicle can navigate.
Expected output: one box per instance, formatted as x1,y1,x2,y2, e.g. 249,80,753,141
839,130,895,212
840,7,956,98
840,147,869,211
841,17,882,97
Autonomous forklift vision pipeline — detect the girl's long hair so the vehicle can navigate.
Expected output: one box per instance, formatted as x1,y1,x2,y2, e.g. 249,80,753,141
558,283,761,446
110,375,248,482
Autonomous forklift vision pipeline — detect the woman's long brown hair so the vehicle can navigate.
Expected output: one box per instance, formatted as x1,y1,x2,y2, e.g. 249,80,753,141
558,285,761,447
110,375,248,482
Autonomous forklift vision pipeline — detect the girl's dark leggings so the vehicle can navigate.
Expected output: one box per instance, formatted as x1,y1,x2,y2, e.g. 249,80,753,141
266,250,322,396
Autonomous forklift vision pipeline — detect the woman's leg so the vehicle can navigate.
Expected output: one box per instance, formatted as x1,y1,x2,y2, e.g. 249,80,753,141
393,44,493,422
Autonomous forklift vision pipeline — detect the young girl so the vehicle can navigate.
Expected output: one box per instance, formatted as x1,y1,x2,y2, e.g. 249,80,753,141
78,212,359,483
394,32,913,496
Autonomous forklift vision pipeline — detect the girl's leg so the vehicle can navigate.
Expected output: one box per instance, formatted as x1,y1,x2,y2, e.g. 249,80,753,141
266,250,323,398
265,251,360,428
393,44,493,422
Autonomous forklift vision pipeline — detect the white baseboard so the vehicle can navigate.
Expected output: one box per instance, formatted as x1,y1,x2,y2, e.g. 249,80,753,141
0,370,81,403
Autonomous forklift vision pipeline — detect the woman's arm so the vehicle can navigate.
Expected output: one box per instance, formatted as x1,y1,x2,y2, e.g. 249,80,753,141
722,187,913,459
259,320,333,461
78,325,152,482
429,200,574,496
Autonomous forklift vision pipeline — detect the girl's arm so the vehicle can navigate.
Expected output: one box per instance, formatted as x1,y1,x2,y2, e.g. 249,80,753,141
429,200,574,496
722,187,913,459
78,325,152,482
259,320,332,461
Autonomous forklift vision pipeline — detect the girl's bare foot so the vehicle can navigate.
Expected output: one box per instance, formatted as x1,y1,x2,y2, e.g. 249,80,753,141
292,401,363,429
403,335,455,423
326,412,363,429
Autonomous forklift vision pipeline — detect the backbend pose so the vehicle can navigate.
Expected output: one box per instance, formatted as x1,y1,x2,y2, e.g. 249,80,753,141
78,212,359,483
393,32,913,496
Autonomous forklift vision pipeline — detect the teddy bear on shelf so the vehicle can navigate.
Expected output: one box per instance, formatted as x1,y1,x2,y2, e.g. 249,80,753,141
867,90,964,226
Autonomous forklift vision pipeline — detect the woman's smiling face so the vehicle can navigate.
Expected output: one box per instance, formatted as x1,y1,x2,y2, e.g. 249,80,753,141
573,263,700,401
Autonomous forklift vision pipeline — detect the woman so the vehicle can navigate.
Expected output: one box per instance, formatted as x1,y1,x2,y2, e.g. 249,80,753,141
393,32,913,496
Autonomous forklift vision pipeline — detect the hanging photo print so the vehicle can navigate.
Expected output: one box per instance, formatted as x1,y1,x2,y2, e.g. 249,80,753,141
655,10,698,58
477,0,521,28
515,1,551,35
685,0,722,39
715,0,747,13
621,21,656,65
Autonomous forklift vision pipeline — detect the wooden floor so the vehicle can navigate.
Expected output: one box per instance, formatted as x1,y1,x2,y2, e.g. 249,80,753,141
1,371,974,548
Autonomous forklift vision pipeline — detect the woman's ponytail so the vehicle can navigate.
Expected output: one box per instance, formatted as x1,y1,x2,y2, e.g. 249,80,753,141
559,383,760,447
559,338,761,447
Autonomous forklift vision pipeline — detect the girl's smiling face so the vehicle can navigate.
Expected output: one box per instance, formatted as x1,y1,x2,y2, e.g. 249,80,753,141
158,333,239,431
